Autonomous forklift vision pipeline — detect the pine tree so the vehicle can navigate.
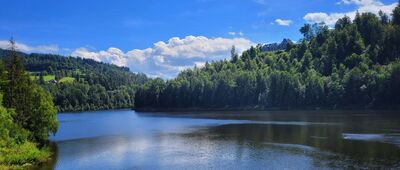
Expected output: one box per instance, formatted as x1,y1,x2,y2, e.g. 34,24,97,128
230,45,238,63
2,39,58,143
3,38,27,109
393,1,400,26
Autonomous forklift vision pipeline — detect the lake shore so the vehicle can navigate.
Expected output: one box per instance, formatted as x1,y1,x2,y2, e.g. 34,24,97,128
134,105,400,112
0,142,56,170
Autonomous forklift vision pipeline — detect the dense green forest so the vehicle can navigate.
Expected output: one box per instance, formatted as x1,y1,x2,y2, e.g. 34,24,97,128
0,49,149,112
0,40,58,168
135,5,400,110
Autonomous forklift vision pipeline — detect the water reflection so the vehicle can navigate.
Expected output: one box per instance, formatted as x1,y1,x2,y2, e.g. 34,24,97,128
43,110,400,169
188,123,400,168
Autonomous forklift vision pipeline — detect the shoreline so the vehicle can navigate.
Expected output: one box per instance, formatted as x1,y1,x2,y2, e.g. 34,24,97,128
0,142,57,170
134,105,400,113
58,108,133,114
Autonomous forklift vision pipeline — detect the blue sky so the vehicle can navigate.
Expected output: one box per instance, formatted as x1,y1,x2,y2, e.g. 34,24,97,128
0,0,398,78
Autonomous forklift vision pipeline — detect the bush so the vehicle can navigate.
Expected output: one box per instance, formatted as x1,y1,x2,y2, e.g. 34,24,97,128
0,142,51,167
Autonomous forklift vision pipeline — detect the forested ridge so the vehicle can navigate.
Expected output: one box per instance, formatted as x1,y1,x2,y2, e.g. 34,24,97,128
0,49,149,112
135,5,400,110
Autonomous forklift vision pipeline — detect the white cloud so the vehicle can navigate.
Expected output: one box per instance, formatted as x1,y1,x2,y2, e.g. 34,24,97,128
275,19,293,26
153,55,165,64
228,31,244,36
194,61,206,68
304,0,398,26
0,36,254,79
0,40,59,54
71,36,254,79
71,47,127,67
337,0,381,6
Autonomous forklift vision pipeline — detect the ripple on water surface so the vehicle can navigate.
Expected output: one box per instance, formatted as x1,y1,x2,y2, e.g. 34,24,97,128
44,110,400,169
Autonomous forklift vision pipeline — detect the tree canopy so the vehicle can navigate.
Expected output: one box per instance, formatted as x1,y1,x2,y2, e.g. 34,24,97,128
0,49,150,112
0,39,58,168
135,5,400,110
1,39,58,143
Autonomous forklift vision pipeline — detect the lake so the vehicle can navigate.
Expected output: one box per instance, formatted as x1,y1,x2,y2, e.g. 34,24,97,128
41,110,400,169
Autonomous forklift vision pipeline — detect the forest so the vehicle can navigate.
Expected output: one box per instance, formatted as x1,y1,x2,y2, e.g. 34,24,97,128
134,5,400,110
0,50,149,112
0,40,58,168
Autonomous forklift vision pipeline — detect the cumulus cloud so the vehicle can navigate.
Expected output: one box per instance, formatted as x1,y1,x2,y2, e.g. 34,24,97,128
275,19,293,26
304,0,398,26
71,36,254,78
0,36,254,78
0,40,59,54
71,47,128,67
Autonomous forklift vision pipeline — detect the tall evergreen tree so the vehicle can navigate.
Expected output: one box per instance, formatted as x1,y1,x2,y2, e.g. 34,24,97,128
393,1,400,26
3,38,27,109
2,39,58,143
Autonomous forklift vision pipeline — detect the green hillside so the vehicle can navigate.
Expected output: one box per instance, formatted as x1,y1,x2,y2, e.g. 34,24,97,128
135,8,400,110
0,50,149,112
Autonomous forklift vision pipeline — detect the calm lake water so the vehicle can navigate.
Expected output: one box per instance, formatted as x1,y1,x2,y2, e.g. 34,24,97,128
41,110,400,169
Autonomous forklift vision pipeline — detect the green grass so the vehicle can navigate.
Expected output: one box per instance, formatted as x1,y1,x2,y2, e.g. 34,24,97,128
59,77,75,83
29,75,55,81
29,75,75,83
0,142,52,169
43,75,55,81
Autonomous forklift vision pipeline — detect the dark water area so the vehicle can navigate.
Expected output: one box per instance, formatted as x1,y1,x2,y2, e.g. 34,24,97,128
41,110,400,169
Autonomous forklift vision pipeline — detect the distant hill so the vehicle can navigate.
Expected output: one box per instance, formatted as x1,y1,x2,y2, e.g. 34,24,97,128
0,49,149,112
134,9,400,111
260,39,293,52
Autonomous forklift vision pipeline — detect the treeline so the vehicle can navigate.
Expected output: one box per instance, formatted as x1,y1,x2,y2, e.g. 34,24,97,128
135,5,400,110
0,40,58,168
0,50,149,112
